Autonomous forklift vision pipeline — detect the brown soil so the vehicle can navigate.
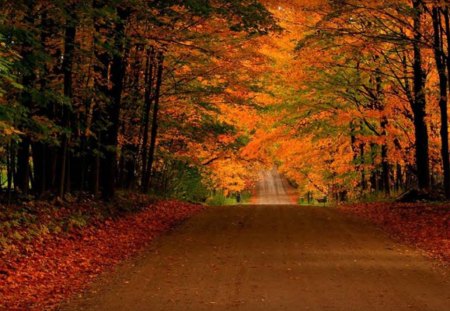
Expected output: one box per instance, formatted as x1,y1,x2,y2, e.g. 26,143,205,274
62,205,450,311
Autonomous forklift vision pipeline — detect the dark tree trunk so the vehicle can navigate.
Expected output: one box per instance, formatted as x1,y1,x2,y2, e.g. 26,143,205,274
31,143,47,196
375,65,390,195
141,47,155,191
16,139,30,195
101,7,130,200
15,0,37,195
380,116,390,195
396,163,403,192
120,144,137,189
360,143,366,191
59,7,77,198
95,137,101,196
142,52,164,193
92,0,111,197
6,142,15,204
412,0,430,190
31,10,49,198
369,143,379,192
442,8,450,199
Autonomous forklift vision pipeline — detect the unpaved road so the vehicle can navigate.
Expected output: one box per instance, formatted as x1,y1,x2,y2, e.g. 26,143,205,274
256,169,293,205
63,172,450,311
64,206,450,311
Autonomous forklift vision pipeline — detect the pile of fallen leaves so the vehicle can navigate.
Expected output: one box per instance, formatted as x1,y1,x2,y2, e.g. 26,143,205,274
0,196,203,310
341,203,450,265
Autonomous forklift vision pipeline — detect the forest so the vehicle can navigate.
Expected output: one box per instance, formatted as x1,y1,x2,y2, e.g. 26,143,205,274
2,0,450,204
2,0,450,203
0,0,278,203
1,1,450,310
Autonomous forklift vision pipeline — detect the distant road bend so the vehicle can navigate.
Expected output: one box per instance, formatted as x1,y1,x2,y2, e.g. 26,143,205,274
64,170,450,311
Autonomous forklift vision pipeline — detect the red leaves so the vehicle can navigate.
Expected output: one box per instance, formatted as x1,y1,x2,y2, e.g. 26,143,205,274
0,200,203,310
341,203,450,265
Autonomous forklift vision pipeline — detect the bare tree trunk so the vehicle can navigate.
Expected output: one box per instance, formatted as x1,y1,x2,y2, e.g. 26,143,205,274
432,7,450,198
101,7,130,200
141,47,155,191
412,0,430,190
59,7,77,198
142,52,164,193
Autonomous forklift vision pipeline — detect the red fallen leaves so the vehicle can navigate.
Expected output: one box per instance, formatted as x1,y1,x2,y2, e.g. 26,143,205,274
0,200,203,310
341,203,450,265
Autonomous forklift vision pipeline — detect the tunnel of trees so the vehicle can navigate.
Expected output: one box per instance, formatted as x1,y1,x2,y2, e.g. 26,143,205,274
2,2,450,308
1,0,450,203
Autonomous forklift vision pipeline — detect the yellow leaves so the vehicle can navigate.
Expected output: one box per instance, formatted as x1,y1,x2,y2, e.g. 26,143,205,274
0,121,22,138
3,127,18,136
208,159,253,194
253,93,280,107
177,65,192,75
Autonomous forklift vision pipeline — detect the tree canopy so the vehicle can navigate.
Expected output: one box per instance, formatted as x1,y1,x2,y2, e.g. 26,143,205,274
2,0,450,203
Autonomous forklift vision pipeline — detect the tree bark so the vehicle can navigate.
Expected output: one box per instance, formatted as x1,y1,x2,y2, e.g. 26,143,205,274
141,47,155,191
375,65,390,195
432,7,450,198
15,0,36,195
59,6,77,198
101,7,130,200
411,0,430,190
16,139,30,195
142,52,164,193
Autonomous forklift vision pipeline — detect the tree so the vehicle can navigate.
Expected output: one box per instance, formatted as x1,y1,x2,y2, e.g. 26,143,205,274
0,0,277,201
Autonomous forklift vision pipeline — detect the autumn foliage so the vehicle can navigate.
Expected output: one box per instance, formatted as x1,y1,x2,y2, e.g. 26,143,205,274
0,0,277,202
246,0,450,201
2,0,450,307
0,198,203,310
342,203,450,265
4,0,450,202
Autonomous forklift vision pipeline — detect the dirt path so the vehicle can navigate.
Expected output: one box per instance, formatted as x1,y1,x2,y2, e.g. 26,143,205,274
63,204,450,311
255,169,296,205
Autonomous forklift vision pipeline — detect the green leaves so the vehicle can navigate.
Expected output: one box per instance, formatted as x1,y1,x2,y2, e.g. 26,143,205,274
225,0,280,35
183,0,213,16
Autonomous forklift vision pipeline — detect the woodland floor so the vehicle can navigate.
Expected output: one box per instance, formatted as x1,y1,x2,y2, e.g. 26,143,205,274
0,196,203,310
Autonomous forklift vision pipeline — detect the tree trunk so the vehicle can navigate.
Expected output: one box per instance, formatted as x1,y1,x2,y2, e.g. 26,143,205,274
101,7,130,200
432,7,450,198
380,114,390,195
6,143,15,203
59,7,77,198
395,163,403,192
375,65,390,195
16,139,30,195
360,143,366,191
142,52,164,193
411,0,430,190
141,47,155,191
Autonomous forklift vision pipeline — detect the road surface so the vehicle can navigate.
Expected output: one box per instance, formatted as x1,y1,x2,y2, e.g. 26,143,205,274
255,169,294,205
63,173,450,311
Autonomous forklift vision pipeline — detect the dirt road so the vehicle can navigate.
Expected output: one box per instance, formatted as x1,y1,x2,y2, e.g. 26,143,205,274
63,204,450,311
255,169,294,205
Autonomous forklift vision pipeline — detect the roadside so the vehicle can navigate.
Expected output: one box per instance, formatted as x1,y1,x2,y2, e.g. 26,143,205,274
0,195,203,310
341,202,450,266
280,176,300,204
